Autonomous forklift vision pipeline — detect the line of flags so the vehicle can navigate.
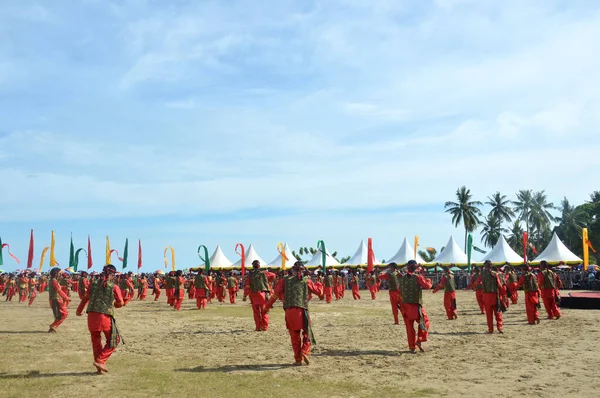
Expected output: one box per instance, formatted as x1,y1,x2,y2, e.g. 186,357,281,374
0,231,143,272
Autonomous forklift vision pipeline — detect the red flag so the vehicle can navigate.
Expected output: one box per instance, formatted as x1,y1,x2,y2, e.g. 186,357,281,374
585,239,597,253
367,238,374,273
87,235,93,269
523,232,528,263
27,230,34,269
528,242,538,254
138,240,143,269
236,243,245,278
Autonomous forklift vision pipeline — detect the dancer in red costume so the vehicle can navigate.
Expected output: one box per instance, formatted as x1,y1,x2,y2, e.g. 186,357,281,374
244,260,276,331
476,261,504,333
399,261,432,353
378,263,402,324
265,261,322,365
504,267,519,304
194,270,211,309
432,266,457,320
76,264,125,374
348,270,361,300
537,261,562,320
48,268,69,332
517,264,541,325
172,270,185,311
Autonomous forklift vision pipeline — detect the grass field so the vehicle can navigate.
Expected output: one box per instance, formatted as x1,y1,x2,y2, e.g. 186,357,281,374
0,289,598,398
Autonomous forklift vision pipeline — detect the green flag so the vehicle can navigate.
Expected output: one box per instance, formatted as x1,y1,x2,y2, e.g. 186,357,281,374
317,240,326,274
467,234,473,272
122,239,129,269
198,245,210,273
69,235,75,271
73,249,87,272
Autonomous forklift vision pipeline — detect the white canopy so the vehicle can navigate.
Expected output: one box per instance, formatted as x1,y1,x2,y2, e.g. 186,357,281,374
386,237,426,264
205,245,235,270
305,247,340,268
267,242,297,268
479,235,523,265
233,244,268,267
432,236,470,265
532,232,582,264
345,239,380,266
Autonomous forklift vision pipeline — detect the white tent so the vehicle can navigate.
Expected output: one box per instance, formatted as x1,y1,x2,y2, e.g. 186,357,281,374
479,235,523,265
532,232,582,264
432,236,470,265
386,237,426,264
205,245,235,270
232,244,268,267
345,239,380,266
305,247,340,268
267,242,297,268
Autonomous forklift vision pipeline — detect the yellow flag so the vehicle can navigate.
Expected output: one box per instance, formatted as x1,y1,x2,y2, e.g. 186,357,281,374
39,247,50,273
164,246,175,271
278,242,288,270
106,236,111,265
583,228,589,272
414,236,419,259
50,230,58,266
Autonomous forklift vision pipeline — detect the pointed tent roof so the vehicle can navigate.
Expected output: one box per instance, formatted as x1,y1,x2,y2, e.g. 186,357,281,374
479,235,523,265
345,239,380,266
532,232,582,264
267,242,296,268
233,244,268,268
305,247,340,268
432,236,470,265
206,245,234,270
387,237,426,265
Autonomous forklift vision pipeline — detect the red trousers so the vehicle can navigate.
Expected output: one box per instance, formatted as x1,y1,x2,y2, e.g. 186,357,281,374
188,286,195,300
323,287,333,303
400,303,429,350
475,289,484,313
339,285,345,298
249,292,269,331
50,299,68,329
166,288,174,306
352,285,361,300
388,291,400,324
286,307,310,363
444,291,457,319
28,293,36,307
228,288,237,304
195,288,208,309
541,289,561,319
482,293,502,332
19,289,28,303
508,282,518,304
368,286,377,300
524,291,540,324
153,288,161,301
88,312,118,365
173,289,184,310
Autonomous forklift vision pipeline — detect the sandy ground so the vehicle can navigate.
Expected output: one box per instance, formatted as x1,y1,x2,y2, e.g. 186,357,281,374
0,289,598,398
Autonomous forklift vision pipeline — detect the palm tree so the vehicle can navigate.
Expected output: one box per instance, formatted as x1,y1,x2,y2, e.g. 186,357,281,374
445,186,483,251
486,192,515,224
529,190,555,246
480,214,506,248
555,197,588,249
507,220,524,256
513,189,534,235
418,248,437,263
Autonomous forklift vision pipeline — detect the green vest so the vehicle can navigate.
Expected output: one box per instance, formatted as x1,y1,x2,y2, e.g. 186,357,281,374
399,274,422,305
387,271,400,291
481,270,498,293
523,272,539,293
49,278,59,300
507,271,518,283
324,275,333,287
174,277,182,291
119,279,128,292
283,276,309,310
541,270,556,289
195,275,207,289
78,278,87,293
227,277,237,289
249,270,269,293
444,274,456,293
352,275,359,286
87,279,116,317
165,276,174,289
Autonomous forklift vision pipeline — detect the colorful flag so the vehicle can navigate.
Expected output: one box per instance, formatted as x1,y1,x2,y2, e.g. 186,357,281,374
50,230,58,266
27,230,34,269
137,240,143,270
235,244,244,277
87,235,93,269
122,239,129,269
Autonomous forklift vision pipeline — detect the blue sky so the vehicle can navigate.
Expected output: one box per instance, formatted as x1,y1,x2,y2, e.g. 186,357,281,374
1,0,599,272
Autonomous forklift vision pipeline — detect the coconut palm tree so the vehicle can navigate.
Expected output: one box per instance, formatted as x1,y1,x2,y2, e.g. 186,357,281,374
513,189,534,235
529,190,555,246
418,248,437,263
555,197,588,249
480,214,506,248
486,192,515,225
445,186,483,251
507,220,524,255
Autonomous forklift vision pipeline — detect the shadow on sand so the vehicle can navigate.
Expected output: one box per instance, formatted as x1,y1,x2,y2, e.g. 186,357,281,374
175,364,292,373
313,348,402,357
0,371,99,379
0,330,49,334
